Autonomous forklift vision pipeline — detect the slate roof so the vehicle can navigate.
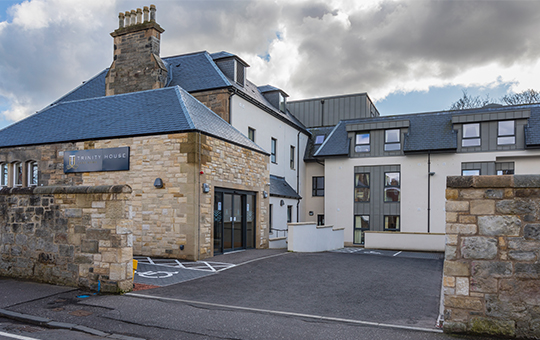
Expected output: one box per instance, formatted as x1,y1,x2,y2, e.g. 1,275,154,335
304,126,336,161
0,86,266,154
314,103,540,157
52,50,306,133
269,175,301,199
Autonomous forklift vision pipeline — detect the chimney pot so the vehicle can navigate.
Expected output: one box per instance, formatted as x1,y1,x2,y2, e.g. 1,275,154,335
118,12,125,28
136,8,142,24
143,6,149,22
130,10,136,26
150,4,156,22
125,11,131,26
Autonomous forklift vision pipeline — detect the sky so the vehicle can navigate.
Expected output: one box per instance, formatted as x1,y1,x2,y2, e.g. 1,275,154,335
0,0,539,130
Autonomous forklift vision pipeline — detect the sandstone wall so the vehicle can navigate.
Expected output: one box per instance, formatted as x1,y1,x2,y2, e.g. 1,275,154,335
444,175,540,338
193,89,231,123
0,185,133,293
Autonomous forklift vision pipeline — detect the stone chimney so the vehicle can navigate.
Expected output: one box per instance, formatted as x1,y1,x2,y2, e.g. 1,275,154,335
105,5,168,96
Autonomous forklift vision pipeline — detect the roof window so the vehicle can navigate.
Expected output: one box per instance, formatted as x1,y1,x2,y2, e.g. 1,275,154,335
314,135,325,144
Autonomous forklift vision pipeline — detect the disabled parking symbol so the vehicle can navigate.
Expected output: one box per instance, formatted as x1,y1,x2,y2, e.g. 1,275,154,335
137,271,179,279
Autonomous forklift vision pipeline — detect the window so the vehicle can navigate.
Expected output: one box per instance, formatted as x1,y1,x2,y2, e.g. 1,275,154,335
28,161,38,186
496,162,514,175
269,204,273,233
271,138,277,163
13,162,22,187
279,93,286,112
355,133,370,153
317,214,325,226
384,216,400,231
290,146,295,169
384,172,400,202
248,127,255,142
312,176,324,196
1,163,7,186
462,123,481,147
287,205,292,223
354,173,370,202
384,129,401,151
498,121,515,145
462,169,480,176
314,135,325,144
354,215,369,245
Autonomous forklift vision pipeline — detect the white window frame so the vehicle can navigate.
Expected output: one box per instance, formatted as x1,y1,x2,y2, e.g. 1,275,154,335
28,161,38,186
0,163,8,186
13,162,23,187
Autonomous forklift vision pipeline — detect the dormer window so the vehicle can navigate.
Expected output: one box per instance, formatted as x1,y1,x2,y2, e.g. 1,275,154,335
235,60,245,86
384,129,401,151
355,133,370,153
314,135,325,144
498,120,515,145
279,93,286,112
462,123,480,147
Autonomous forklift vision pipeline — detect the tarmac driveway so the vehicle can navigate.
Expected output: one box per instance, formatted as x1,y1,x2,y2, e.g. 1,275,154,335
132,250,444,330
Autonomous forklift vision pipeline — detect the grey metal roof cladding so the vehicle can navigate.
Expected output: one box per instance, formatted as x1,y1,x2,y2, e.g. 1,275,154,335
269,175,301,199
314,103,540,157
0,86,266,153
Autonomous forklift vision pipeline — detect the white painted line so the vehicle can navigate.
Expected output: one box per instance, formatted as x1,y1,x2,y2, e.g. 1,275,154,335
201,262,217,272
393,251,402,257
175,260,185,268
147,257,154,264
126,293,443,334
234,252,289,268
0,331,40,340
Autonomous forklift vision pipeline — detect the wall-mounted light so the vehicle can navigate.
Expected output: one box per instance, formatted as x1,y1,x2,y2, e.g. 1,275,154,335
202,183,210,193
309,211,314,216
263,191,268,198
280,200,285,206
154,178,163,188
429,172,435,176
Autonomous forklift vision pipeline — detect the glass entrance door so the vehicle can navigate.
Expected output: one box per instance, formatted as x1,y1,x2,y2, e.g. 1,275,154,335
214,189,256,254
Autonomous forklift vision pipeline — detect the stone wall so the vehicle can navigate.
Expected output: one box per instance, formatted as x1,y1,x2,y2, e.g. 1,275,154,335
1,132,269,261
193,89,231,123
444,175,540,338
0,185,133,293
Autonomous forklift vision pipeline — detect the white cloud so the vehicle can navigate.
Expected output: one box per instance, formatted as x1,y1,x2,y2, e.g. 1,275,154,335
1,0,540,126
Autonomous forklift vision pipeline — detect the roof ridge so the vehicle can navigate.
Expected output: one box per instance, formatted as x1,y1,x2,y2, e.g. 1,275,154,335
174,86,195,130
202,52,232,86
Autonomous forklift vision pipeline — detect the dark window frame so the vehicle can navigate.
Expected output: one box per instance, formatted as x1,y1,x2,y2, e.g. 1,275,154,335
354,215,370,245
497,120,516,145
317,214,325,226
354,132,370,153
314,135,325,144
384,172,400,202
384,215,400,231
269,204,273,233
290,146,295,170
271,138,277,164
287,205,293,223
248,127,255,142
462,123,481,147
312,176,324,196
384,129,401,151
354,173,370,202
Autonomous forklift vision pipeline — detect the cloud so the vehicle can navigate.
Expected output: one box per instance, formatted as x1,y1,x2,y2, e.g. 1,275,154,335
1,0,540,125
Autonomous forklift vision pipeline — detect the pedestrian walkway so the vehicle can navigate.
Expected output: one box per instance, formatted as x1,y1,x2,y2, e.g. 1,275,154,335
331,247,444,260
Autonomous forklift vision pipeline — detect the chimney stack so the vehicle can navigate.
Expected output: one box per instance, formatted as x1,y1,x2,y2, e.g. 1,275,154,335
105,4,168,96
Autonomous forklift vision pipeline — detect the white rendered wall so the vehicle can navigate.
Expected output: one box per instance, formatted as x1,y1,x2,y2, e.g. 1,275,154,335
325,150,540,245
269,196,298,230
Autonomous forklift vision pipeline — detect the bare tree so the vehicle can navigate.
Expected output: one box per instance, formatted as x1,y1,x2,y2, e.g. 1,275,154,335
501,89,540,105
449,90,494,110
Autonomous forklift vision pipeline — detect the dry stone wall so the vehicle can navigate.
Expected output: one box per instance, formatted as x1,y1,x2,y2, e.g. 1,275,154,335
444,175,540,338
0,185,133,293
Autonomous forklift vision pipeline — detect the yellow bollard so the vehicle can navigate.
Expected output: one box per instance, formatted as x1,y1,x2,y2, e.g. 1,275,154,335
132,259,138,279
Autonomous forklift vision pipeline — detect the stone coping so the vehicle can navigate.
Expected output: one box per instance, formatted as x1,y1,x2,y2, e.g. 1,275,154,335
447,174,540,188
0,185,132,195
269,237,287,241
364,231,444,235
316,224,334,229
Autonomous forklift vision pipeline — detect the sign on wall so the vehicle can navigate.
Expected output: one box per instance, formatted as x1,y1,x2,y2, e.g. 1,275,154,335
64,147,130,173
